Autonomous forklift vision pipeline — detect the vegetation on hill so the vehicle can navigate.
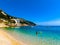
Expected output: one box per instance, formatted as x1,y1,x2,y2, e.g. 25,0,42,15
0,10,36,27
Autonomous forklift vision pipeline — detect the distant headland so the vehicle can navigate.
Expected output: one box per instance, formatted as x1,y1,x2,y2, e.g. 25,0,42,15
0,10,36,27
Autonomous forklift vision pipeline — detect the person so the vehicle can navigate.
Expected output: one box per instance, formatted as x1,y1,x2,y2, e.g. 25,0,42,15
36,31,38,36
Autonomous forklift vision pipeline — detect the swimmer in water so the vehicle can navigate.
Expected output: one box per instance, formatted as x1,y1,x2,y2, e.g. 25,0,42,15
36,31,38,35
36,31,43,36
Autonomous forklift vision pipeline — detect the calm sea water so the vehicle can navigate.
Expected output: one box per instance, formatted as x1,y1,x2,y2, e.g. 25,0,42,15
4,26,60,45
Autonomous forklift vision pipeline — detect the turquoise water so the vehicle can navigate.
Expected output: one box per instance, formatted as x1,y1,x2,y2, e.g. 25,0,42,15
4,26,60,45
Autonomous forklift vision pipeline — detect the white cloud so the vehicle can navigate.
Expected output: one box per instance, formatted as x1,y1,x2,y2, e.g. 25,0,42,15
39,20,60,26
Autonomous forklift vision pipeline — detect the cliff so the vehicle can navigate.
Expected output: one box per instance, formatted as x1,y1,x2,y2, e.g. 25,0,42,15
0,10,36,27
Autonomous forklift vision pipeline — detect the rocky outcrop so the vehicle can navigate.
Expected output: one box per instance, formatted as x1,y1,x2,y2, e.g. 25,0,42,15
0,10,36,27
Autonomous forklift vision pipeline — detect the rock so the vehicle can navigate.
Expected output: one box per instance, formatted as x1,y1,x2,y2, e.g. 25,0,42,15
0,10,36,27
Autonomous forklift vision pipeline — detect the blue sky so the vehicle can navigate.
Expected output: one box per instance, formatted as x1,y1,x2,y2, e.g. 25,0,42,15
0,0,60,25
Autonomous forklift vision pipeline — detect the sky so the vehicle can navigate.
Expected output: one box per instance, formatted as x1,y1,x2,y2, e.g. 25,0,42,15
0,0,60,25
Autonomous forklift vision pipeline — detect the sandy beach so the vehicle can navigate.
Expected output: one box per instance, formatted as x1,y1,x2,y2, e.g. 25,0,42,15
0,29,27,45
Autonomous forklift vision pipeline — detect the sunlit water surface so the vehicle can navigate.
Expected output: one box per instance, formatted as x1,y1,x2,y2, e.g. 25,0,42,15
3,26,60,45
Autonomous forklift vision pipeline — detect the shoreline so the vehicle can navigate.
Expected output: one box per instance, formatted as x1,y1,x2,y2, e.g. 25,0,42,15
0,29,27,45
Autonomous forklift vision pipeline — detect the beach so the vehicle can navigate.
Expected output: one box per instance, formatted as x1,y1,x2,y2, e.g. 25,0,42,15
0,26,60,45
0,29,27,45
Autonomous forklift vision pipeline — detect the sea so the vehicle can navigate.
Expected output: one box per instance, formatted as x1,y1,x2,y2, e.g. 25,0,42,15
3,26,60,45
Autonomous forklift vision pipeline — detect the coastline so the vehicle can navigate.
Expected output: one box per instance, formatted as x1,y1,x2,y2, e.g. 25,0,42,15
0,29,27,45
